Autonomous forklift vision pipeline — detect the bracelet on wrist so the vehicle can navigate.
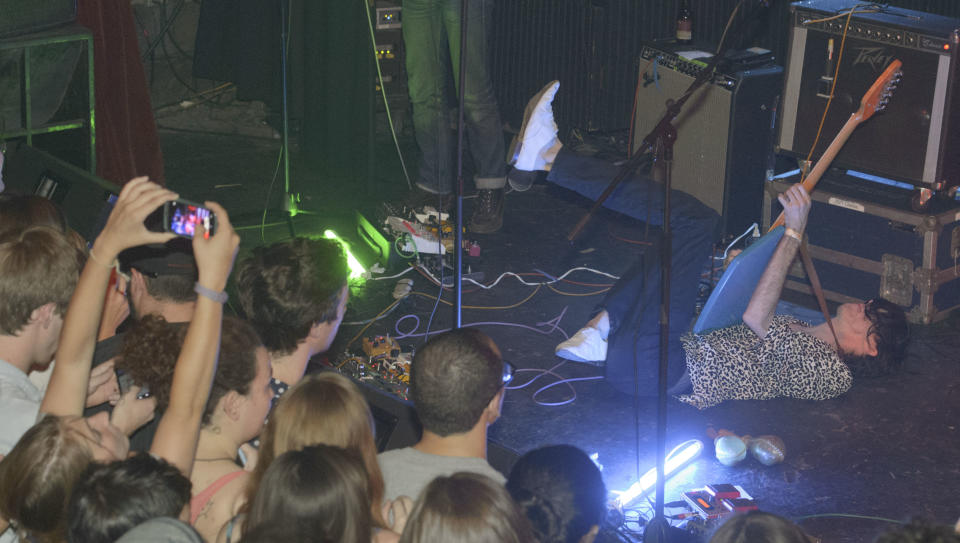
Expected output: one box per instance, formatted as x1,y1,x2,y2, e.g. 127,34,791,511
88,248,118,270
784,227,803,242
194,283,228,304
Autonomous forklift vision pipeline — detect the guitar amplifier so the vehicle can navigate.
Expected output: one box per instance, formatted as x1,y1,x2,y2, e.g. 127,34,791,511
632,45,783,238
778,0,960,192
0,0,77,38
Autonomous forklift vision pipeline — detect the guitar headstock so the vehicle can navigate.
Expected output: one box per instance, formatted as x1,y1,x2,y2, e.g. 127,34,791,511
857,59,903,122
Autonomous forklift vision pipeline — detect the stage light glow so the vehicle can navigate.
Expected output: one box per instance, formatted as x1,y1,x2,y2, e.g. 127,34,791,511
615,440,703,508
323,229,366,280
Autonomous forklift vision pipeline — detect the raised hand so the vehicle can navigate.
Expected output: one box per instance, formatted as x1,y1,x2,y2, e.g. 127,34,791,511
777,184,811,236
110,386,157,436
93,177,178,261
192,201,240,293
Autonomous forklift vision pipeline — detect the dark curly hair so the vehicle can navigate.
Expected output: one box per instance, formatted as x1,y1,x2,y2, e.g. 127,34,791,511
840,298,910,378
235,237,348,355
117,316,263,425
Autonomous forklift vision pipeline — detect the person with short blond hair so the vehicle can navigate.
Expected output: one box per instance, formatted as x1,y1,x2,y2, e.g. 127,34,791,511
0,226,82,455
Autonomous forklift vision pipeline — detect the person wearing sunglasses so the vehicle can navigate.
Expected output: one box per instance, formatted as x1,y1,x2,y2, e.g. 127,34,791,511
377,329,514,503
677,185,910,408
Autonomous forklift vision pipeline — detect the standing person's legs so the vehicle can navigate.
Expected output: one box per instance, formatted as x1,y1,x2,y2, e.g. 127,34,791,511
404,0,454,195
443,0,507,232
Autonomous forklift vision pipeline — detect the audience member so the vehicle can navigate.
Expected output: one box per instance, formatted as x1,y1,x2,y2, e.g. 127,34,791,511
120,238,198,323
188,318,272,542
66,454,192,543
83,238,200,451
235,372,398,541
235,237,349,399
399,472,534,543
506,445,606,543
709,511,815,543
0,178,239,543
0,194,123,408
239,445,373,543
116,315,272,542
378,329,512,502
0,226,81,456
875,517,960,543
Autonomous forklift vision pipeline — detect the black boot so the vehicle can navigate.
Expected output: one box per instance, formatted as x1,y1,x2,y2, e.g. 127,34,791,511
469,189,504,233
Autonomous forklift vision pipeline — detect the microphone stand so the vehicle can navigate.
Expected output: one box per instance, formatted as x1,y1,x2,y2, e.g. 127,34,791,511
453,0,469,328
560,2,753,539
278,0,314,236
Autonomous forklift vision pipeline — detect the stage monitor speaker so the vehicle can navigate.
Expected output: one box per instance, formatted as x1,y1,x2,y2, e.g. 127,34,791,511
0,0,77,38
1,142,118,242
778,0,960,192
632,45,783,237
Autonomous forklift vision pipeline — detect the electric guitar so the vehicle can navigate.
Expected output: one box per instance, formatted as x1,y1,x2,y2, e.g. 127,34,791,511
770,59,903,231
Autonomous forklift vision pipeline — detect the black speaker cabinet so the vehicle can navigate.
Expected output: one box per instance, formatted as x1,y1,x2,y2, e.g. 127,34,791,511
2,142,118,242
779,0,960,192
0,0,77,38
632,45,783,237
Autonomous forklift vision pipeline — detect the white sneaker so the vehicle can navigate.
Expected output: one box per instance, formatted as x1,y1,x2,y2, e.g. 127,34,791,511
555,326,607,365
510,80,562,175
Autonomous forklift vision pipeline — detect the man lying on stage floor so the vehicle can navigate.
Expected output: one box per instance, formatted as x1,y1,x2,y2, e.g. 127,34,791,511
510,81,909,408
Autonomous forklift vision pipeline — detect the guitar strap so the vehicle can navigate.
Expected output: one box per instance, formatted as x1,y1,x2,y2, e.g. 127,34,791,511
797,240,841,351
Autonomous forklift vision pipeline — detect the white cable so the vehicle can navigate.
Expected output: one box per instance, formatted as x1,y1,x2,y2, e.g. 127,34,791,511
714,222,759,261
366,266,416,281
417,265,620,290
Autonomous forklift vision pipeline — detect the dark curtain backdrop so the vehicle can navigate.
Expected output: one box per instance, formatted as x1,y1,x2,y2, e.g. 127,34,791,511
78,0,165,185
193,0,374,182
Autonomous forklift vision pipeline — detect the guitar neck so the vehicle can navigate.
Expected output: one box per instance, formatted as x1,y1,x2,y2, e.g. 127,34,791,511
770,111,862,231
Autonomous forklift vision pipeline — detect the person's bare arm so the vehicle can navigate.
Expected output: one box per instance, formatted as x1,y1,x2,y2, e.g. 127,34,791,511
742,184,811,338
149,202,239,475
41,178,177,417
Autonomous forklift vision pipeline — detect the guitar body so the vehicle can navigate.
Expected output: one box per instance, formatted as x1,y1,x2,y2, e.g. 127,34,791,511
693,227,784,334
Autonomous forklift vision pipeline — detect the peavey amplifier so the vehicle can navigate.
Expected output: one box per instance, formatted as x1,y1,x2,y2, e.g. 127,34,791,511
779,0,960,193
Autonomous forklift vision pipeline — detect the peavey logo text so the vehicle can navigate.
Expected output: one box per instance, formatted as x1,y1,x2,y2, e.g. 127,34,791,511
853,47,894,70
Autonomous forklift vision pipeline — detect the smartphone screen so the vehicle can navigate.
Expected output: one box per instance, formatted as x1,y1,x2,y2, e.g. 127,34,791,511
165,200,215,238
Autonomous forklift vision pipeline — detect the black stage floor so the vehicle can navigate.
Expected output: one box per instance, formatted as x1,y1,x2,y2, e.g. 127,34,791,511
160,128,960,543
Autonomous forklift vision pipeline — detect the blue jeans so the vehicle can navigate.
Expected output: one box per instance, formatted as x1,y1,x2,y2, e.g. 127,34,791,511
402,0,506,194
547,151,719,396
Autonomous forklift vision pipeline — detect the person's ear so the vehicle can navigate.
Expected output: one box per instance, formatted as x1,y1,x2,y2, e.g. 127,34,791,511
308,321,326,339
484,387,504,423
221,390,244,421
579,525,600,543
31,303,57,328
866,334,879,357
129,269,147,300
